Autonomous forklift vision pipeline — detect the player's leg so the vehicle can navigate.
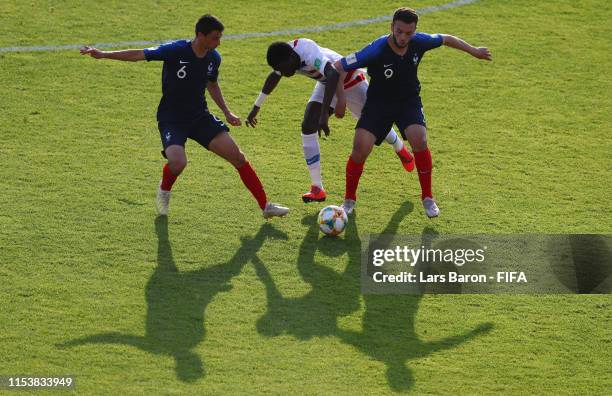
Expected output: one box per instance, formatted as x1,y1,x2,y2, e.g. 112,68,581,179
403,123,434,200
157,123,189,215
301,81,336,202
301,100,330,202
346,82,414,172
403,123,439,218
163,145,187,183
397,102,439,218
343,101,393,214
207,131,289,219
342,128,376,215
206,132,260,206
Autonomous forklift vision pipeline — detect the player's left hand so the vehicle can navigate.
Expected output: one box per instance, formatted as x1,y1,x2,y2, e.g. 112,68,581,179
225,111,242,126
472,47,492,61
80,46,105,59
245,106,259,128
318,113,330,137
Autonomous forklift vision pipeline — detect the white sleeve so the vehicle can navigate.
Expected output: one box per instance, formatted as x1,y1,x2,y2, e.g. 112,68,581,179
293,38,331,74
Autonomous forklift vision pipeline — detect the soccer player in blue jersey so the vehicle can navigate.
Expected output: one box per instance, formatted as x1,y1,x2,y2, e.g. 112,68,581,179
245,38,415,204
334,7,492,218
80,14,289,219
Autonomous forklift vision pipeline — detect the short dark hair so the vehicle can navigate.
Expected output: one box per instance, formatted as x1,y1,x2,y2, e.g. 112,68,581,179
195,14,224,35
393,7,419,25
267,42,294,69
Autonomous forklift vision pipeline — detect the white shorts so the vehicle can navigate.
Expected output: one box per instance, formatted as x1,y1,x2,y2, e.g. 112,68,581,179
309,79,368,120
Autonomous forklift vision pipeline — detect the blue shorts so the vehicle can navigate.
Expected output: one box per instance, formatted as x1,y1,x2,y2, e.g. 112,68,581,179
158,110,229,156
356,98,426,145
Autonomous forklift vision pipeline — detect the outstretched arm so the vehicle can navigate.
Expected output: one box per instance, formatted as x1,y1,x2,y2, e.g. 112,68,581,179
206,81,241,126
80,46,145,62
441,35,492,61
245,71,282,128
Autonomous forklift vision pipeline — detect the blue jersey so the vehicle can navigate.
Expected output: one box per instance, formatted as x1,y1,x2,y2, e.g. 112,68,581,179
340,33,443,102
144,40,221,123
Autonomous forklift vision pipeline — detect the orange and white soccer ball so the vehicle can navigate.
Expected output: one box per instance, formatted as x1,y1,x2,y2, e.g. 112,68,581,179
317,205,348,236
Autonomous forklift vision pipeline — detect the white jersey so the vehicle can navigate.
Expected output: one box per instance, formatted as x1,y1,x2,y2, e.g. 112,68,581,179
276,38,365,89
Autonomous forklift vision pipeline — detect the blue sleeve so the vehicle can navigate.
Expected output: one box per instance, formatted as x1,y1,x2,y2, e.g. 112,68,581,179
412,33,443,53
207,51,221,82
143,41,180,62
340,36,387,71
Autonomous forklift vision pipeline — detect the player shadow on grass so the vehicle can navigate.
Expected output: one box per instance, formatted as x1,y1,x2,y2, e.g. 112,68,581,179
57,217,287,383
254,203,415,340
254,202,492,391
337,225,493,391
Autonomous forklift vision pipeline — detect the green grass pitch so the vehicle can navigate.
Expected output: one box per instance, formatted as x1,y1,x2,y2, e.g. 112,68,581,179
0,0,610,394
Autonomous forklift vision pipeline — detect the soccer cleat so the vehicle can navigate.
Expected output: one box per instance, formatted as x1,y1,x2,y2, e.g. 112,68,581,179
302,185,327,203
396,146,415,172
422,197,440,218
156,186,171,216
263,202,290,219
341,199,356,215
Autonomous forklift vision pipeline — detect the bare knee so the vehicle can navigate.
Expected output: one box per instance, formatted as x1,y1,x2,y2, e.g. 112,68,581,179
405,126,428,152
301,119,318,135
351,142,371,164
231,150,247,168
350,129,375,163
302,102,322,135
409,135,428,151
168,157,187,175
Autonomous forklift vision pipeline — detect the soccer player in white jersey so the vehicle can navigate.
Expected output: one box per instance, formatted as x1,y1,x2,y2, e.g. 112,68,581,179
245,38,415,203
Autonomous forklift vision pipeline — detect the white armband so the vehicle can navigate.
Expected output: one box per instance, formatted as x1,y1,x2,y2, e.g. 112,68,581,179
254,92,268,108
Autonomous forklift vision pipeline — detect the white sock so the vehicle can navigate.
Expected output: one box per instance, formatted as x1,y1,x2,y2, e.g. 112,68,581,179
384,128,404,152
302,133,323,188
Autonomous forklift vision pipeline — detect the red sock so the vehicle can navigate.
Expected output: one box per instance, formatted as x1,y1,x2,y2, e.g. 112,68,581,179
237,162,267,210
345,156,365,201
160,163,177,191
414,148,432,199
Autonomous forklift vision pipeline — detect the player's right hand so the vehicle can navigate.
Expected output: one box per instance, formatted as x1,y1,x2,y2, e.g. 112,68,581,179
334,98,346,118
225,111,242,126
80,46,105,59
245,106,259,128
